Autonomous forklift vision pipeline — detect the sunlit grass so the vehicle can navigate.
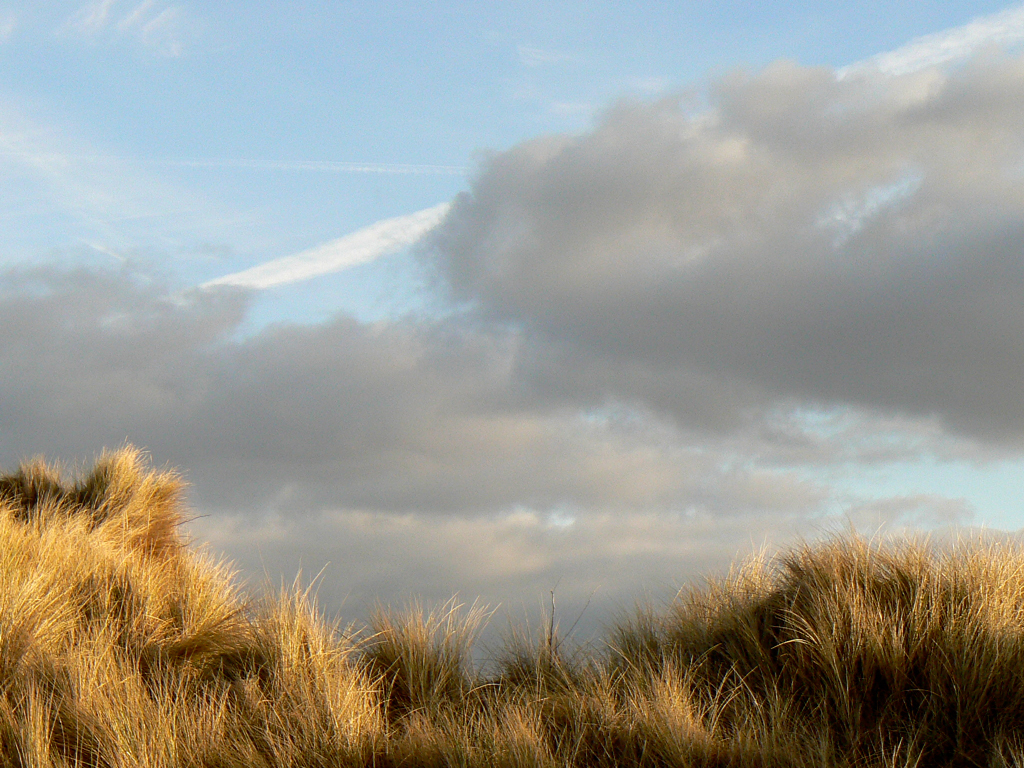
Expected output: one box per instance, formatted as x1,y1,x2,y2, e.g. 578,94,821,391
1,447,1023,766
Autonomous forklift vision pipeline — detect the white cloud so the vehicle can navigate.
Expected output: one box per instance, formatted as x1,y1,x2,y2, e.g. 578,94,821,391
130,4,183,56
517,44,575,68
840,4,1024,77
201,203,452,291
0,10,16,42
116,0,155,31
549,101,595,118
626,76,671,96
67,0,117,34
62,0,189,57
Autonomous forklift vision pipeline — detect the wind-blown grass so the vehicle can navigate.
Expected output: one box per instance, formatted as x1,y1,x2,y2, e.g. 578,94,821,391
1,448,1023,766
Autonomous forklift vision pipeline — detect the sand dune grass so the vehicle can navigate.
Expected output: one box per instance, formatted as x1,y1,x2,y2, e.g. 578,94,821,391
1,448,1024,766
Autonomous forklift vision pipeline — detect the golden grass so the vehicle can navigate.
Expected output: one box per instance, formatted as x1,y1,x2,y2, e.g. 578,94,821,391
1,448,1024,766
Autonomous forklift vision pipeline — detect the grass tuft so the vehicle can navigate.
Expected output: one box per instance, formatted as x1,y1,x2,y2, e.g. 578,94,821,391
364,598,488,725
2,447,1024,765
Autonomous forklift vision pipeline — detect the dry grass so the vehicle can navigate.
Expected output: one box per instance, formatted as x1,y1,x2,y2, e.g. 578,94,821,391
1,448,1024,766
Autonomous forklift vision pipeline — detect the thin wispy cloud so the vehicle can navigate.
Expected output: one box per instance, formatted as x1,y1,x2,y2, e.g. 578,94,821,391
62,0,189,57
0,114,128,240
0,11,16,42
840,4,1024,76
68,0,117,34
625,76,671,96
117,0,156,31
0,101,462,262
202,203,451,291
0,101,240,254
119,2,183,56
549,101,595,118
517,44,575,68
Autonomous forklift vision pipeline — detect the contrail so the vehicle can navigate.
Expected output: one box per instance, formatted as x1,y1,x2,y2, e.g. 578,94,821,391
201,202,451,291
839,4,1024,77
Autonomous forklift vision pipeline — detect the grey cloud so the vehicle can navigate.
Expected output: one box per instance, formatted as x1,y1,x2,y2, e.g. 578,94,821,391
0,266,247,451
6,53,1020,633
0,264,824,522
0,258,985,636
187,495,973,649
428,55,1024,444
186,505,825,648
842,493,975,532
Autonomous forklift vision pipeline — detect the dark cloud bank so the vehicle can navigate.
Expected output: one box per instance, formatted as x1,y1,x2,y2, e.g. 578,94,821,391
3,54,1023,637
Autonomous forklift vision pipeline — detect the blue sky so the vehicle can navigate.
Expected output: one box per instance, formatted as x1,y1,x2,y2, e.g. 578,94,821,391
2,1,1024,636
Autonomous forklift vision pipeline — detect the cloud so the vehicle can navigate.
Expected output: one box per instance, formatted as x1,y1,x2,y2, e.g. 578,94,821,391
841,4,1024,77
5,42,1023,630
0,264,830,521
62,0,189,56
117,0,157,31
549,101,596,118
68,0,117,34
625,77,671,96
427,54,1024,445
0,262,842,640
0,97,242,256
187,493,977,641
842,494,975,532
0,257,985,629
517,44,575,68
186,505,815,642
0,11,16,42
201,204,452,290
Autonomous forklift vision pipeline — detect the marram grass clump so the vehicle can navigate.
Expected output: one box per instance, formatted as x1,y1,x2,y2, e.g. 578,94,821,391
2,449,1024,766
0,448,379,767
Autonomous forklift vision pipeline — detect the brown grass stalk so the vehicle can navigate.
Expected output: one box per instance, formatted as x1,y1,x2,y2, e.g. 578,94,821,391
1,447,1024,766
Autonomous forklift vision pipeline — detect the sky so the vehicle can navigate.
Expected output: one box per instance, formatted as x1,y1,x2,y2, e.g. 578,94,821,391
2,1,1024,646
